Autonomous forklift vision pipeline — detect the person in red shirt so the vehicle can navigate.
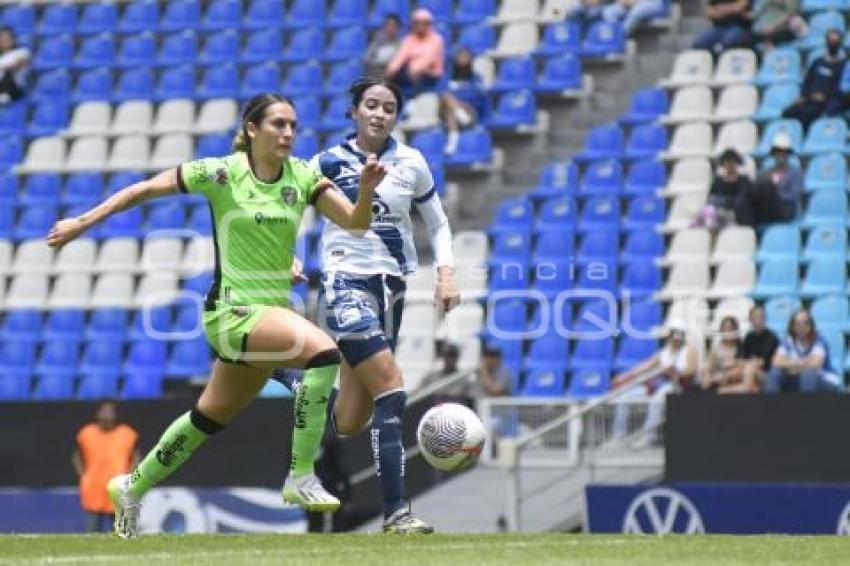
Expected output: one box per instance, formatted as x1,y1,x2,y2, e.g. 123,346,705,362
72,401,139,533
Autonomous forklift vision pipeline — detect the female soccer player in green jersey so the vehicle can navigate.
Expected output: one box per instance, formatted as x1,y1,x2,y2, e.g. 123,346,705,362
46,93,387,538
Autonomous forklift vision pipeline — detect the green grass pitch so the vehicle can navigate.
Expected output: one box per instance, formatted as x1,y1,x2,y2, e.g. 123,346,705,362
1,534,850,566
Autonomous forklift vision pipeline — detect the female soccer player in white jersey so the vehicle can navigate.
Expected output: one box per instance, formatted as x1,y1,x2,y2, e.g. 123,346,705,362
283,78,459,534
46,93,387,537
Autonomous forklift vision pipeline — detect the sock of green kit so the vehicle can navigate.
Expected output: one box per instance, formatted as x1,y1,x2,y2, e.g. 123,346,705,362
290,364,338,477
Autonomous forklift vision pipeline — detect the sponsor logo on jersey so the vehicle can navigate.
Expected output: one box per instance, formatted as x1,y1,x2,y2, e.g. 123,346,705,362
371,197,402,224
254,212,287,226
281,186,298,205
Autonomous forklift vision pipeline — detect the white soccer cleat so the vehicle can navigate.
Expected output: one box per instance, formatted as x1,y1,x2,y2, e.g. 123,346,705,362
282,473,341,513
383,508,435,534
107,473,141,538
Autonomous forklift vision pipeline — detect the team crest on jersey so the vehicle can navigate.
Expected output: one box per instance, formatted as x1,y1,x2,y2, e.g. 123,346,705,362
281,186,298,205
211,167,228,185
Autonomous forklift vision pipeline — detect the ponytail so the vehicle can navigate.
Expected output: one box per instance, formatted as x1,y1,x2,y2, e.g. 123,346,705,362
232,129,249,153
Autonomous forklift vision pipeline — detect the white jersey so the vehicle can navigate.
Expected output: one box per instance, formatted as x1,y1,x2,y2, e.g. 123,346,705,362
312,134,452,277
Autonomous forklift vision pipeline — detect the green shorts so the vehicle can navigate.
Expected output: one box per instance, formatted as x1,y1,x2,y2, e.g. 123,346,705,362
203,303,272,364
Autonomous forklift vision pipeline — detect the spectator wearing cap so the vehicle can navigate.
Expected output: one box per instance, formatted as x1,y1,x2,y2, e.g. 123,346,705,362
692,0,752,56
477,343,514,398
693,148,752,231
440,47,490,155
782,28,845,129
386,8,445,98
363,13,403,78
0,27,29,104
734,132,803,227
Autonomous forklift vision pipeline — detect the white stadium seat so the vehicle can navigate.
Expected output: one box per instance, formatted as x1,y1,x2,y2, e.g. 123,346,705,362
661,192,708,233
194,99,238,134
135,273,180,307
660,228,710,266
437,302,485,344
473,56,496,88
491,23,539,58
400,93,441,131
713,119,757,156
663,157,711,196
396,335,435,391
405,267,436,304
400,302,437,338
110,101,154,135
712,226,757,264
710,296,755,333
661,86,713,124
18,137,65,172
95,238,139,272
152,99,196,134
48,273,92,308
657,261,710,300
6,274,49,308
661,50,713,87
10,240,54,274
454,263,488,300
54,238,97,273
662,122,713,160
150,134,193,169
65,136,109,171
713,84,759,122
64,102,111,137
182,237,215,275
712,48,757,86
453,231,489,266
107,135,150,170
0,241,12,275
140,237,184,273
493,0,540,22
707,259,756,299
663,297,710,335
90,273,134,308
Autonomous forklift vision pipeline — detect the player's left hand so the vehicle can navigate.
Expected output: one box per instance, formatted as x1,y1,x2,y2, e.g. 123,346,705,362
291,257,307,284
435,272,461,315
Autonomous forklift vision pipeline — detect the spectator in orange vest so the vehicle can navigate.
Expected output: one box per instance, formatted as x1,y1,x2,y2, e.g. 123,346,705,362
72,401,139,533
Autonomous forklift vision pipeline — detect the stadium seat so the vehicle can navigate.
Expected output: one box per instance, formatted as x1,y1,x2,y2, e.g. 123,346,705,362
801,117,847,156
33,376,74,401
242,29,283,64
752,119,804,158
0,310,41,342
532,228,574,264
320,95,352,132
574,123,624,163
21,174,62,207
752,259,800,298
124,340,167,377
158,31,198,67
41,309,84,342
531,260,573,299
535,53,583,94
492,57,535,92
571,337,614,371
536,196,578,233
624,124,667,161
410,128,445,167
324,61,364,97
713,119,758,157
707,259,755,299
74,33,115,69
619,88,668,126
326,0,368,27
756,224,800,262
522,369,566,397
38,4,77,36
711,48,757,85
2,5,35,36
54,239,97,275
150,134,193,169
198,64,239,100
492,23,539,59
576,260,617,295
797,10,845,50
127,305,172,342
804,152,846,193
802,225,847,263
621,231,663,265
578,195,620,233
292,130,320,160
614,337,657,372
283,27,325,62
244,0,285,29
0,341,36,375
36,340,79,378
147,202,187,233
113,67,155,103
198,30,239,66
445,126,492,167
820,328,845,373
11,240,54,275
152,100,195,135
714,85,759,122
72,68,112,103
241,62,281,99
663,86,713,123
66,102,111,137
802,191,848,228
529,161,578,201
0,207,13,239
286,0,325,28
155,66,195,101
27,102,69,137
116,33,156,68
524,331,569,373
456,23,496,55
662,49,713,87
76,373,119,400
810,295,849,331
621,261,662,299
324,26,368,62
579,159,623,198
535,21,581,58
661,228,710,266
33,35,73,70
801,257,846,297
754,47,802,86
283,63,323,97
567,366,611,399
203,0,241,30
19,136,65,173
488,229,532,265
657,261,710,300
85,309,128,343
13,207,57,242
167,339,213,378
487,90,537,128
0,375,30,401
489,197,534,235
0,103,25,137
764,295,801,334
32,69,71,104
98,209,144,240
580,21,625,58
712,226,756,264
753,83,800,122
485,297,527,339
624,159,665,196
488,262,529,294
0,174,17,206
122,373,164,399
159,0,201,31
370,0,411,26
118,0,159,33
663,122,713,160
454,0,496,23
94,238,138,274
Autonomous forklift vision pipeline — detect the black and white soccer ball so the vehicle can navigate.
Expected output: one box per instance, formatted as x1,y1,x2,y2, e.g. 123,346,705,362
416,403,486,472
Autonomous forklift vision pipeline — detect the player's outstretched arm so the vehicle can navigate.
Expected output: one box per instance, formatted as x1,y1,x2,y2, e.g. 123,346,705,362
47,169,180,249
315,153,386,235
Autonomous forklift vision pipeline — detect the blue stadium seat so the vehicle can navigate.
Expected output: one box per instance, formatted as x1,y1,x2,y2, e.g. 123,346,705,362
147,203,186,233
21,174,62,206
578,195,620,233
576,230,619,264
0,136,23,172
534,196,577,234
524,332,569,372
535,53,583,94
624,159,665,196
32,69,71,104
291,96,322,131
107,172,145,196
320,95,352,132
27,102,69,137
532,260,574,299
283,27,324,62
13,207,57,242
36,341,79,377
158,31,198,67
802,0,846,11
116,33,157,68
493,57,535,92
489,230,532,264
77,3,118,35
488,262,530,293
754,47,802,86
241,62,282,99
182,272,213,302
187,204,212,236
752,119,804,158
33,35,74,70
756,224,801,262
801,117,847,156
198,30,239,66
445,126,492,166
167,339,213,378
172,303,200,334
580,21,625,58
124,340,167,376
805,152,846,193
122,373,164,399
802,191,848,228
242,29,283,63
568,366,611,398
0,208,12,238
456,23,496,55
622,300,660,334
489,197,534,235
86,309,128,343
0,375,30,401
203,0,241,30
283,62,323,97
324,61,364,97
155,65,195,101
579,159,623,197
193,134,229,160
159,0,201,31
2,5,35,36
535,21,581,57
118,1,159,33
114,67,155,102
0,341,36,375
328,0,369,27
33,376,74,401
620,231,663,264
0,174,17,206
74,33,115,69
76,373,119,400
64,173,104,207
324,26,368,62
802,224,846,262
0,103,25,136
623,194,665,231
811,294,849,330
243,0,285,29
621,263,662,299
522,369,566,397
753,83,800,122
533,229,574,263
764,295,801,334
286,0,325,28
38,4,77,36
453,0,495,23
796,10,845,50
293,130,320,160
614,337,657,371
43,309,85,342
752,259,800,298
820,327,845,373
198,64,239,99
410,128,445,167
418,0,453,20
488,90,537,129
129,306,172,342
624,123,667,161
571,337,614,371
801,257,846,296
0,310,42,342
574,123,624,162
72,68,112,103
98,208,144,239
573,300,617,335
529,161,578,201
576,260,617,294
485,298,527,337
620,88,668,125
370,0,411,26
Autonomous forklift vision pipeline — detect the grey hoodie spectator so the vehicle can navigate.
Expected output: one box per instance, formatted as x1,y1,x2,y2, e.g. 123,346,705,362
363,14,402,78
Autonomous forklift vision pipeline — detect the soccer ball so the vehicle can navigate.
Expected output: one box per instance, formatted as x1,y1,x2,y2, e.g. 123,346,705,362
416,403,486,472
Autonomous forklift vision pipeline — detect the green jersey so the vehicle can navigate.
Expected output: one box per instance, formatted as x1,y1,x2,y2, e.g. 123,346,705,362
178,152,328,308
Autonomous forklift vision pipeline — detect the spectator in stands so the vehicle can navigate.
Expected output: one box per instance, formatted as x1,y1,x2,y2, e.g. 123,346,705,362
782,29,845,129
440,47,489,155
610,327,699,448
692,0,752,56
363,14,403,78
567,0,613,32
477,343,514,398
752,0,808,50
692,148,751,232
386,8,445,98
72,401,139,533
0,27,29,104
764,309,844,393
734,133,802,227
701,316,745,392
739,304,779,392
602,0,667,35
418,342,473,407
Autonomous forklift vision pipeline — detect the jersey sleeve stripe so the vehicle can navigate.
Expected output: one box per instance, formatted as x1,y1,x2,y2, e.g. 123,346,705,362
413,186,437,204
176,164,188,193
309,179,334,205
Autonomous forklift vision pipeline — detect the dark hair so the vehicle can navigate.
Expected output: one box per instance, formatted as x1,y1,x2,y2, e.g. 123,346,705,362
718,148,743,165
787,308,816,341
749,304,765,317
349,77,404,116
719,316,739,332
384,13,401,25
94,399,117,413
232,93,294,153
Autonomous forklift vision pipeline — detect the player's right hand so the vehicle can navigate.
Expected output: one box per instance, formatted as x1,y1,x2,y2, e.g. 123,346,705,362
46,218,86,249
359,154,387,193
